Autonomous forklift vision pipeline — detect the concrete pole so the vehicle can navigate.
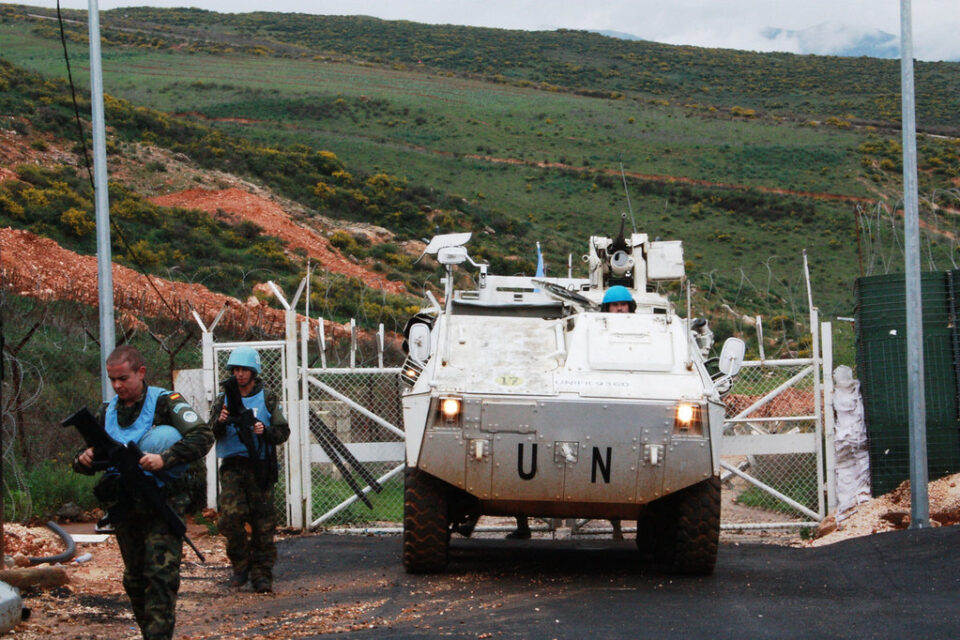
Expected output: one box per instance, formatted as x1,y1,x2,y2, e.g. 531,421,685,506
88,0,116,401
900,0,929,528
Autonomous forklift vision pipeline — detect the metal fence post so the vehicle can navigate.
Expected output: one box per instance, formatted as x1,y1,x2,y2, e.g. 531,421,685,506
350,319,357,368
822,321,837,515
284,306,305,529
378,324,384,369
299,318,313,528
200,328,219,510
900,0,930,530
810,309,825,518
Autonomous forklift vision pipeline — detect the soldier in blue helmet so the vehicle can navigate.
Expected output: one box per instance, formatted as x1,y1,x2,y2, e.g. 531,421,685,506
601,284,637,313
209,346,289,593
73,345,212,640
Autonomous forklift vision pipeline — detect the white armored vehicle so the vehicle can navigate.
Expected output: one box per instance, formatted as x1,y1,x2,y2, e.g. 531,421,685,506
400,221,745,574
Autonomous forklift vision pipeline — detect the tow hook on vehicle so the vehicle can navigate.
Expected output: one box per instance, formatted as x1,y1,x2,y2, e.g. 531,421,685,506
644,444,664,465
471,439,489,460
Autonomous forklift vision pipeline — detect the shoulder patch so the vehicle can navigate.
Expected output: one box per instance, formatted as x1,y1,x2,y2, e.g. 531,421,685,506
168,392,183,401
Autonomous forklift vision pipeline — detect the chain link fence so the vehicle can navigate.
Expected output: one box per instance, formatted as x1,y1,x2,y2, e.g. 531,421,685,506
303,369,404,528
722,362,820,521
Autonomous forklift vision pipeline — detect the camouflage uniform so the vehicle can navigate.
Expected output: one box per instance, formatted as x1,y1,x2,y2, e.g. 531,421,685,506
73,386,212,640
210,380,289,590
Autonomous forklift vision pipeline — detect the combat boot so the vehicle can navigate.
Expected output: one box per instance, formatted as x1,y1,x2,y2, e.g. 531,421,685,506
252,578,272,593
227,570,248,588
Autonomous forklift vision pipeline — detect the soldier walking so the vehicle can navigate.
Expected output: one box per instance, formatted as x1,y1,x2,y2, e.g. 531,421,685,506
73,345,213,640
210,347,289,593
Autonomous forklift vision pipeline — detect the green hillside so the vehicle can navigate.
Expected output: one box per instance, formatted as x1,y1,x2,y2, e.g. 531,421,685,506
14,5,960,132
6,4,960,511
2,3,958,332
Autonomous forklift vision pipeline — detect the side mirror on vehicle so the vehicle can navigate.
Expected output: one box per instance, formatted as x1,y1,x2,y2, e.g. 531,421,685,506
711,338,745,395
407,322,432,363
717,337,746,377
717,338,747,377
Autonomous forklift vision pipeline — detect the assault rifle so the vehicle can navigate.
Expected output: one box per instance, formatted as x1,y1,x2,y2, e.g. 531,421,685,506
221,375,276,489
62,407,205,562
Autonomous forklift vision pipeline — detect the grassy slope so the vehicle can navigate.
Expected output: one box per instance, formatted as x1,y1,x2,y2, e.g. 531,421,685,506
1,7,958,339
64,6,960,132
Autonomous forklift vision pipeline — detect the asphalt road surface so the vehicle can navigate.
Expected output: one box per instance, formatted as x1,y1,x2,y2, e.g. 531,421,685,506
225,525,960,639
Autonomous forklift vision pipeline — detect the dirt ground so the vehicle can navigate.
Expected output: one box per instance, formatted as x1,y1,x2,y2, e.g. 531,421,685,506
1,126,413,341
802,471,960,547
147,187,408,296
6,472,959,638
0,226,312,339
5,517,235,640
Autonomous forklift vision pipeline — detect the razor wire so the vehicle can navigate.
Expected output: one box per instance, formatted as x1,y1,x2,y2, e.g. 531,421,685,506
856,190,960,278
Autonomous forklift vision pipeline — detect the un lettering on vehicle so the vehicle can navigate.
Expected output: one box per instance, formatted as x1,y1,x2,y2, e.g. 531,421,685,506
491,434,641,503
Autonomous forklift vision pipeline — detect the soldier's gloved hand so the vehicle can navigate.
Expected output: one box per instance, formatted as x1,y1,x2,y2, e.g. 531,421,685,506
139,453,165,472
253,421,265,435
76,447,95,469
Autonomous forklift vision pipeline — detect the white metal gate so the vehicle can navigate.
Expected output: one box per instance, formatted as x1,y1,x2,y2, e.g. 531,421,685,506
719,314,834,530
192,284,406,530
300,364,405,528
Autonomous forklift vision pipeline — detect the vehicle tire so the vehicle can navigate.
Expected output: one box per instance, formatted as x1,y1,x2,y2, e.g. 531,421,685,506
403,466,449,573
644,476,721,575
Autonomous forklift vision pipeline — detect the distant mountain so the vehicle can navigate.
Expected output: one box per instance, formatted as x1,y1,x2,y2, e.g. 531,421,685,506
596,21,956,62
596,23,902,59
760,24,900,59
592,29,645,42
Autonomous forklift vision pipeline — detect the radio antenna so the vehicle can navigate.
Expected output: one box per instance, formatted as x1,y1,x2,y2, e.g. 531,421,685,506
619,159,637,233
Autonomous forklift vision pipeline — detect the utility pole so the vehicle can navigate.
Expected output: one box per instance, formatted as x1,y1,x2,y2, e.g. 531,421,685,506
900,0,929,529
88,0,116,401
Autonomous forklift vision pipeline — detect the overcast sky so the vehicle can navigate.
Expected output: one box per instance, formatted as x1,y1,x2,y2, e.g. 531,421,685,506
12,1,960,61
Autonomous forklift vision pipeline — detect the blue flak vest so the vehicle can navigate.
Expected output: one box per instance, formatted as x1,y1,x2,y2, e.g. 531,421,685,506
104,386,182,485
216,388,272,460
105,386,167,445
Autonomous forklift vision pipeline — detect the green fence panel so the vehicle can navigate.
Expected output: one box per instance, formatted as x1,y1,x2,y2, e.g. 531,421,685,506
855,272,960,496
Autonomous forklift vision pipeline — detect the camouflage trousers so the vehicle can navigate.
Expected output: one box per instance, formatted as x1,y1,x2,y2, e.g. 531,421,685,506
218,457,278,584
115,510,185,640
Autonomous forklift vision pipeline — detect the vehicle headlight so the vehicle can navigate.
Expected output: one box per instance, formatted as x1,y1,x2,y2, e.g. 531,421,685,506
436,396,462,427
674,402,702,435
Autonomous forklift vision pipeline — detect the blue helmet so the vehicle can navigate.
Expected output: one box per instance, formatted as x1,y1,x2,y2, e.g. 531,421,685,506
138,425,187,481
138,425,182,454
602,285,636,312
226,346,261,375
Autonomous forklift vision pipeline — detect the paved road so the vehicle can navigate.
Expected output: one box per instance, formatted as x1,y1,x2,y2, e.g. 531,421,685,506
216,525,960,639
